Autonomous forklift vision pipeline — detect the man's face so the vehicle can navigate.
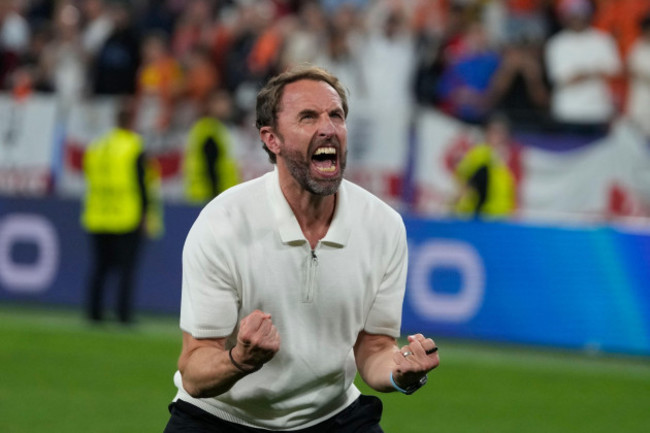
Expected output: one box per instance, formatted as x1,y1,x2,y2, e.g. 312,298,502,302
270,79,348,196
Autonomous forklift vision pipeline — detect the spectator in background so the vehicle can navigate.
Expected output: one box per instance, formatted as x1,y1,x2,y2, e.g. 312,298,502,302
592,0,650,109
221,3,275,111
182,44,219,114
360,0,417,173
626,13,650,139
593,0,650,60
544,0,621,131
91,2,140,95
81,99,162,325
206,4,241,91
486,34,550,131
246,9,284,79
278,0,327,69
320,3,366,93
453,113,519,218
39,2,87,109
361,1,416,118
12,22,52,93
314,24,365,106
502,0,550,45
0,0,30,89
80,0,113,58
135,30,184,133
183,89,240,204
170,0,215,61
414,1,465,108
435,19,501,125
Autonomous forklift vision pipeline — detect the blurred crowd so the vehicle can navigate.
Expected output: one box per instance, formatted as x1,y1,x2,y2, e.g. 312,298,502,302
1,0,650,137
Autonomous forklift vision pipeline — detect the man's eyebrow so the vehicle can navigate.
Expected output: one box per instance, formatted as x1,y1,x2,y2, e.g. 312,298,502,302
297,109,318,118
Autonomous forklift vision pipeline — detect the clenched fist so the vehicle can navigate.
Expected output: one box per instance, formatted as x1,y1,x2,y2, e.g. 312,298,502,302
392,333,440,389
230,310,281,373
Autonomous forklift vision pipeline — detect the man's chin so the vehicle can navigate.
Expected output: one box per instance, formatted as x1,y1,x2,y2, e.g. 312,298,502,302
305,176,342,196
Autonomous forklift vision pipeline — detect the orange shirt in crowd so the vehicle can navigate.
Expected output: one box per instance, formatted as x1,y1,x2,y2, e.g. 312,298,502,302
248,26,283,74
138,56,184,98
184,58,219,104
593,0,650,58
591,0,650,110
138,56,184,130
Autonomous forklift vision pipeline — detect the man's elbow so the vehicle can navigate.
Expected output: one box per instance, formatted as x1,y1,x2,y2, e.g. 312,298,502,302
358,373,394,394
178,361,211,398
180,374,220,399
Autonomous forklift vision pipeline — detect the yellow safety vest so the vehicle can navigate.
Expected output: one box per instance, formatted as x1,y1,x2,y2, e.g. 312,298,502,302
454,143,516,218
184,117,240,204
81,128,145,233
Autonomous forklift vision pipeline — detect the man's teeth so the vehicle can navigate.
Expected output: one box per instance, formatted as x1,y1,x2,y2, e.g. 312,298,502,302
314,147,336,155
317,166,336,173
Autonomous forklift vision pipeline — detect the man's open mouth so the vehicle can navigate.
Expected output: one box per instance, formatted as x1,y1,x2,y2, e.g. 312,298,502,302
311,146,338,173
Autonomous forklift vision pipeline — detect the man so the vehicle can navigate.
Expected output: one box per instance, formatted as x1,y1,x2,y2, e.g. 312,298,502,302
454,114,519,219
183,89,240,204
81,99,161,324
164,66,439,432
545,0,621,128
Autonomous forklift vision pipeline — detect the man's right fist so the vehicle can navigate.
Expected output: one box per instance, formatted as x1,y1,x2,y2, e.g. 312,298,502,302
230,310,281,372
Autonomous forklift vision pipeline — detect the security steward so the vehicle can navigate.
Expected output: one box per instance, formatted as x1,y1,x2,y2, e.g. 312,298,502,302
183,90,240,203
81,99,162,324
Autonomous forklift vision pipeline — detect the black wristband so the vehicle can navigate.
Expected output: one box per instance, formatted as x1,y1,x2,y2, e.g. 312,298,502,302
228,347,262,374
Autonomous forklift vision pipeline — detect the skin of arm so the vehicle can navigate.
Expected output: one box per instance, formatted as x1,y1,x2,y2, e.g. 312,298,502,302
354,331,440,393
178,333,245,398
178,310,281,398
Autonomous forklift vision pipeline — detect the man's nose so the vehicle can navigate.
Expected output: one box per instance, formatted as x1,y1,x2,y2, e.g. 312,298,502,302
317,114,337,137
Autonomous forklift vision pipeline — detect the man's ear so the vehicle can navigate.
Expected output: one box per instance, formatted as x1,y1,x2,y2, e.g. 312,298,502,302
260,126,281,156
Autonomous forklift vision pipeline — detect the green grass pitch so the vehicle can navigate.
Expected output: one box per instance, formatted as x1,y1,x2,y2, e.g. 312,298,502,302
1,305,649,433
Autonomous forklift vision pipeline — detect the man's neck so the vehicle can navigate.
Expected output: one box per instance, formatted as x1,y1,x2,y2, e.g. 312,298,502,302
278,174,336,249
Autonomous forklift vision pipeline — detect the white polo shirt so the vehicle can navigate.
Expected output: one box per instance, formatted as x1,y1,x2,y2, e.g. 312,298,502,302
172,168,408,430
545,28,621,123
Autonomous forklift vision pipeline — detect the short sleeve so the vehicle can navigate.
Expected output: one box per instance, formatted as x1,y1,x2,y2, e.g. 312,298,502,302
179,209,239,338
363,216,408,338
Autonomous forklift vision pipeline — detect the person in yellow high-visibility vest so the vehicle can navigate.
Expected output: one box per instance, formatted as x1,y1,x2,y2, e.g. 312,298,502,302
81,99,163,324
454,115,518,219
183,89,240,204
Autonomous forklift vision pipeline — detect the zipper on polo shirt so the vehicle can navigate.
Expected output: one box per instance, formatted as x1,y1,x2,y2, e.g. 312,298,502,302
303,249,318,303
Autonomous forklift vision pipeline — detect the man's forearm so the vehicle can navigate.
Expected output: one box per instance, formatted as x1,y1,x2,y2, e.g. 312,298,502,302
354,331,401,393
358,346,401,392
179,346,248,398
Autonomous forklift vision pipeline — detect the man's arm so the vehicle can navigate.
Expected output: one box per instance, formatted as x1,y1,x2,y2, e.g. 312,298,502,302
354,331,439,393
178,310,281,398
178,333,244,398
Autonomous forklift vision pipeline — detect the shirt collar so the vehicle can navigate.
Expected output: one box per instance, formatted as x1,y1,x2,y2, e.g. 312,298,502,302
267,167,350,248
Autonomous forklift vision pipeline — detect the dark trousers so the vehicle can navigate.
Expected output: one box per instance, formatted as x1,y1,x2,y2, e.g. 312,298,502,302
163,396,384,433
86,230,142,323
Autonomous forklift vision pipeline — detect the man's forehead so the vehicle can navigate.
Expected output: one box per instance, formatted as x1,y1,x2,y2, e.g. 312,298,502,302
280,79,343,111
